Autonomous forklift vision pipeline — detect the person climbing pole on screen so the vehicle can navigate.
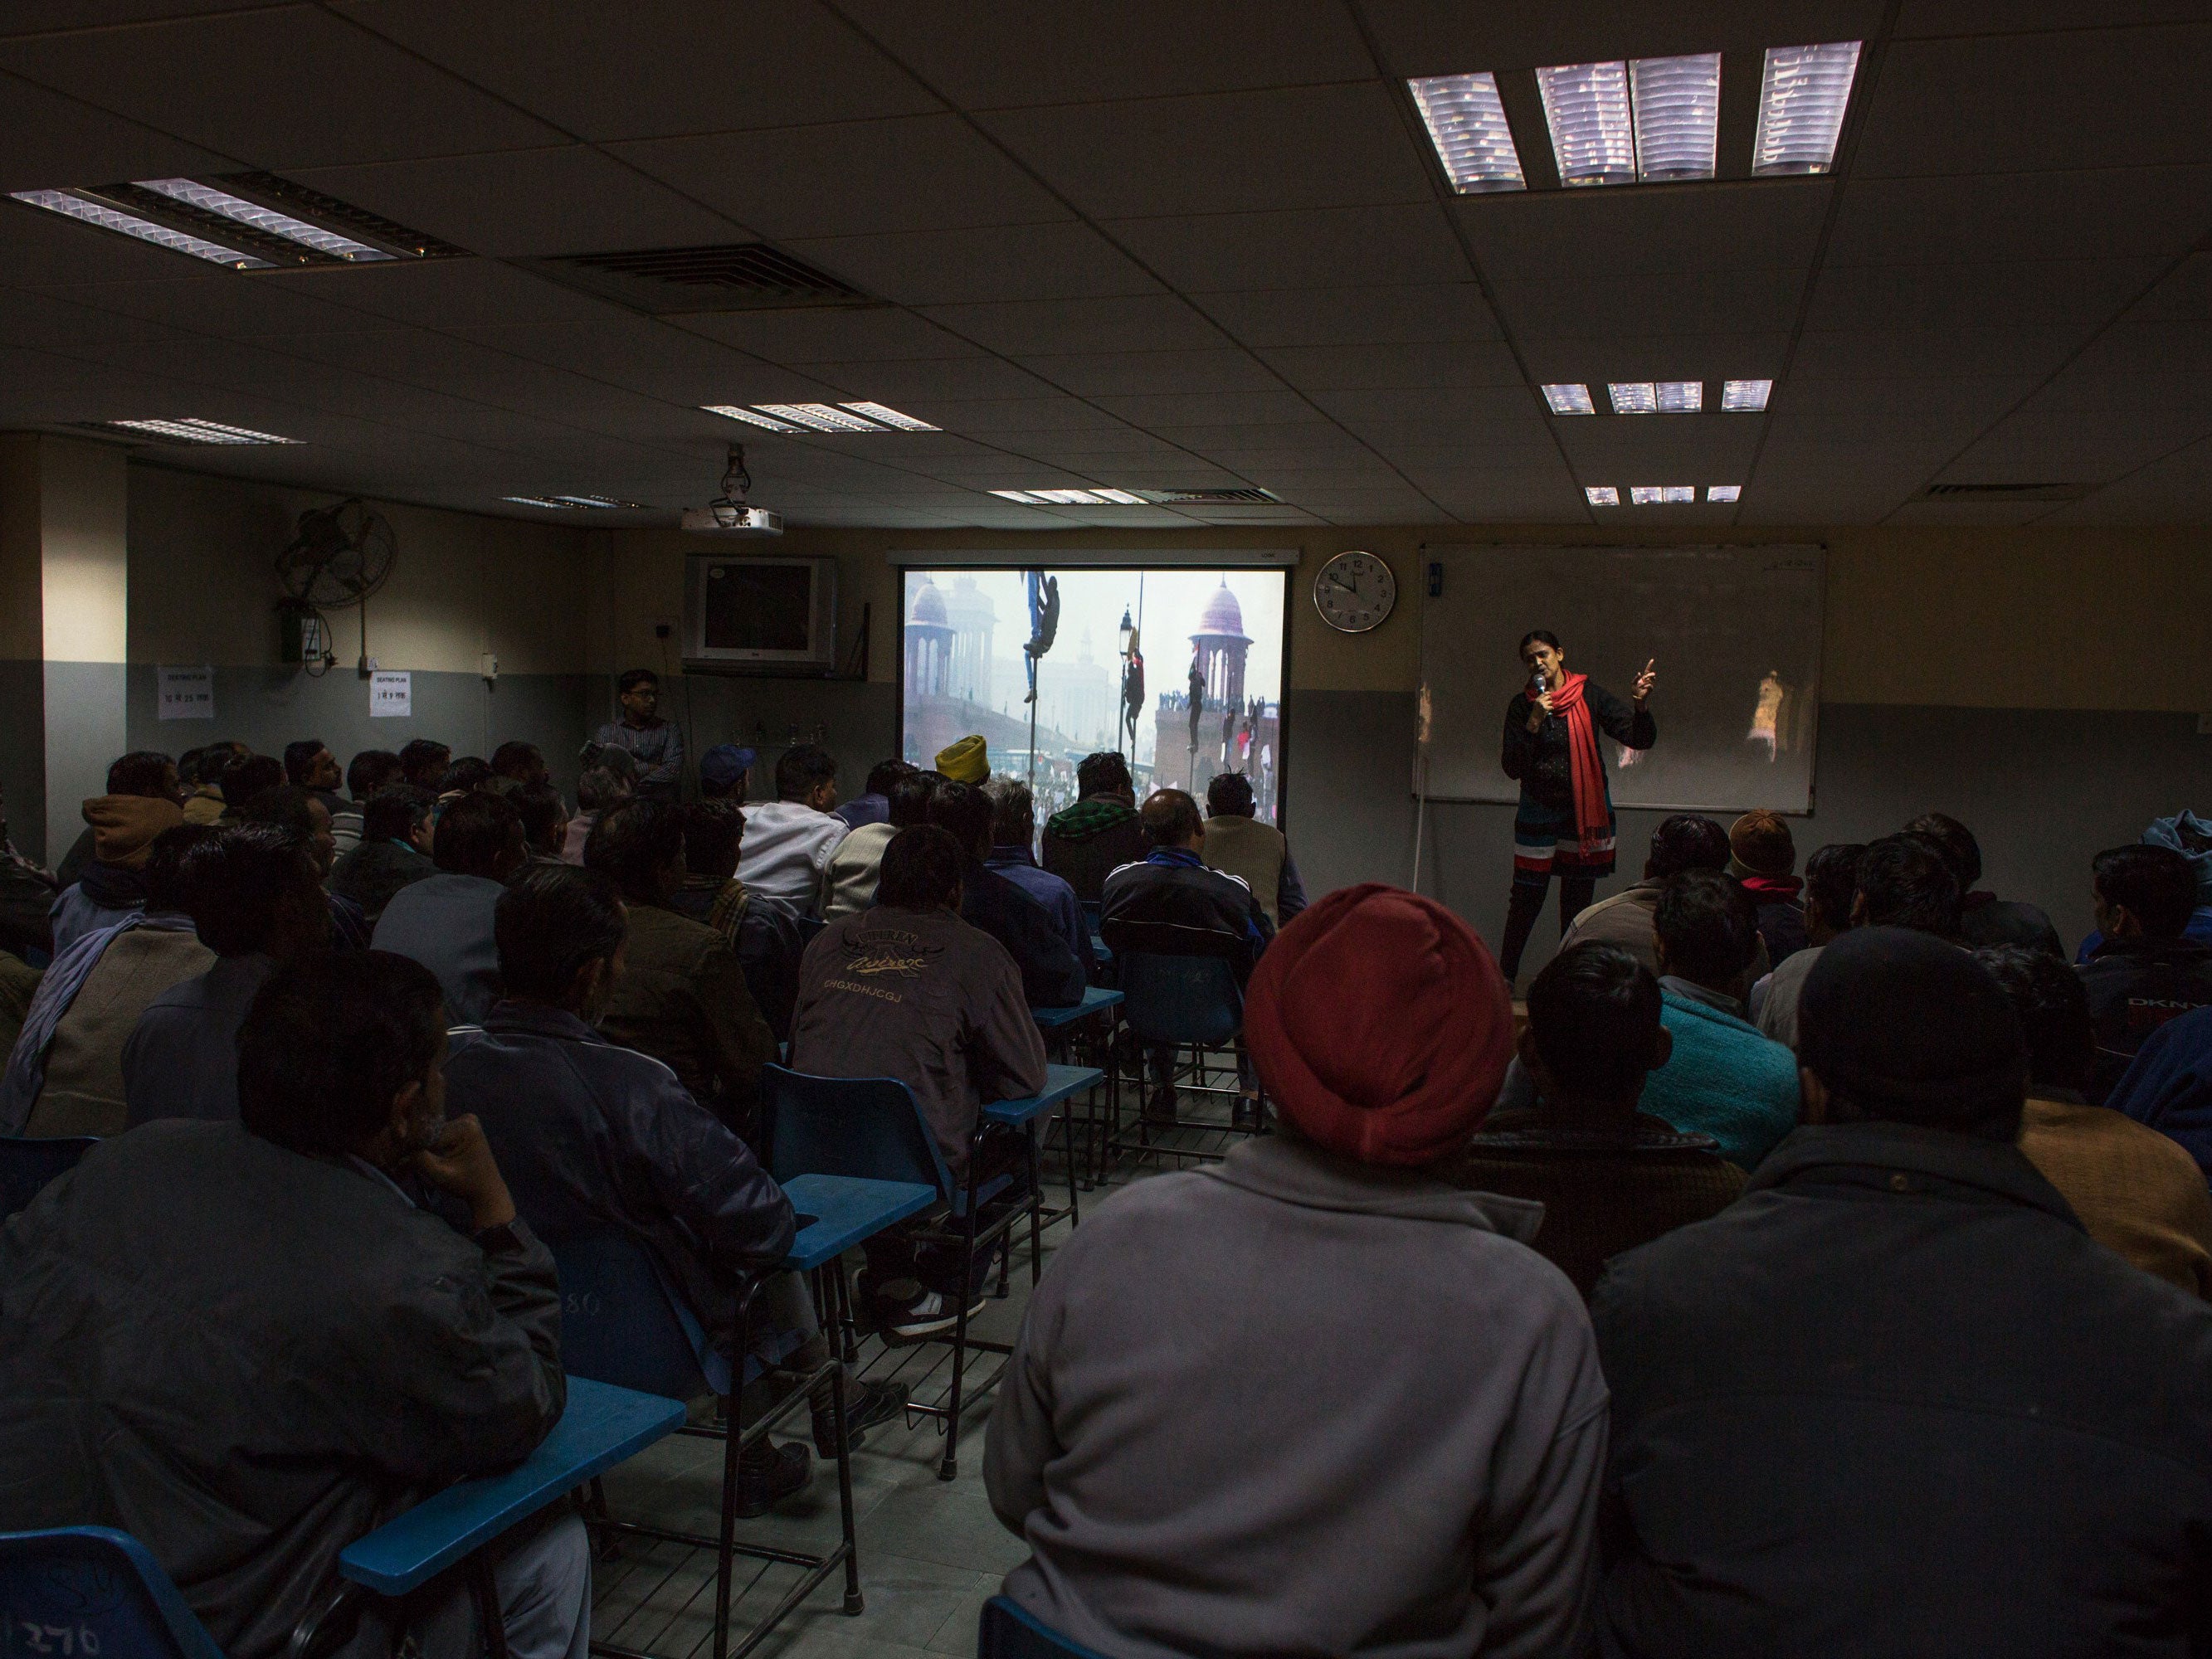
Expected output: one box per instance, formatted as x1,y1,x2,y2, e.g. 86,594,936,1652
1498,631,1657,985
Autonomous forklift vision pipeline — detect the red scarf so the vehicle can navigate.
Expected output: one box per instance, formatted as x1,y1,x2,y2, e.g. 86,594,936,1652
1544,672,1610,853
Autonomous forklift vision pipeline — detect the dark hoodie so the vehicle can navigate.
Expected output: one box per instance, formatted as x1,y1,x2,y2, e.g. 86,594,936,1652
1040,796,1146,904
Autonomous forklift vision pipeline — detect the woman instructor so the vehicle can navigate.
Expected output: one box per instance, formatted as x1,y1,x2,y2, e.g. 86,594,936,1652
1499,630,1657,982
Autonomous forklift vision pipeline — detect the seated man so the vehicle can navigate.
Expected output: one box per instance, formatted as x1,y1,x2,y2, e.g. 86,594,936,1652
0,949,582,1659
1639,868,1800,1169
821,769,925,922
1,825,212,1136
2078,810,2212,961
2079,843,2212,1101
1728,809,1806,966
987,884,1604,1658
929,781,1087,1008
514,780,571,865
697,742,754,805
51,751,186,952
282,737,345,817
982,780,1095,979
736,744,849,909
333,747,402,858
671,799,806,1043
398,736,451,791
372,791,529,1024
587,801,775,1133
1592,928,2212,1657
446,866,904,1510
331,785,438,922
124,825,331,1126
2107,1004,2212,1188
1910,810,2064,955
1981,945,2212,1297
217,752,285,817
1749,841,1864,1036
1040,751,1146,904
490,739,551,790
836,757,914,830
1758,834,1956,1049
790,825,1048,1339
563,765,631,864
1458,941,1745,1300
233,783,366,949
1199,770,1306,928
1561,813,1763,980
592,668,683,801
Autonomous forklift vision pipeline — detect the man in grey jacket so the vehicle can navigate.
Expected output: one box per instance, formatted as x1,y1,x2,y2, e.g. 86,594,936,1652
0,949,583,1659
986,883,1605,1658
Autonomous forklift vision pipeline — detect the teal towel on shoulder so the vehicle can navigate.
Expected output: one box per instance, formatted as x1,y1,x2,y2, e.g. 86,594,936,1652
1640,990,1802,1170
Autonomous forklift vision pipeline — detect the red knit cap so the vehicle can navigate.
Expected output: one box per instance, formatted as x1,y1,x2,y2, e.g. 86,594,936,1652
1245,883,1513,1166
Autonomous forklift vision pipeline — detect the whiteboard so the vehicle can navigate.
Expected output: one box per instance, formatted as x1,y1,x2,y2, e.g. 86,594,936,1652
1416,545,1825,813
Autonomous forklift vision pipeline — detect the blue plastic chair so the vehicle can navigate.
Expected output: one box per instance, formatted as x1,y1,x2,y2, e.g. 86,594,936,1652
0,1136,99,1219
1103,923,1251,1146
0,1527,223,1659
549,1229,733,1399
977,1594,1113,1659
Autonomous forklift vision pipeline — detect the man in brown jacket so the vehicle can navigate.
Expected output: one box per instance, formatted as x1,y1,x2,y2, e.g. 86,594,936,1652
1562,813,1766,981
585,802,775,1136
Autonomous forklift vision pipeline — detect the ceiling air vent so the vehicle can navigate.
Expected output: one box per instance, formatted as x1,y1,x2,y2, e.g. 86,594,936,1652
1135,487,1283,504
531,242,875,314
1917,482,2094,503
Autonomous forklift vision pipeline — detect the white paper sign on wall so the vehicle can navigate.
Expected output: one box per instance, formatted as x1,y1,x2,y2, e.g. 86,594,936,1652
158,665,216,722
369,670,412,718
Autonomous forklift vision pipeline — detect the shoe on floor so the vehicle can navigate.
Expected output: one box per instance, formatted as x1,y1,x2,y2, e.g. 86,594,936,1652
881,1289,989,1344
733,1438,811,1518
811,1377,908,1456
1143,1085,1178,1126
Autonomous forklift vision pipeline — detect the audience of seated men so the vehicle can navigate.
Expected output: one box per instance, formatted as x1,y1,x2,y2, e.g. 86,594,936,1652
671,799,806,1043
1591,927,2212,1657
334,746,402,858
835,757,914,831
281,737,345,818
2078,810,2212,961
790,825,1049,1340
2078,842,2212,1101
1909,810,2064,955
586,800,775,1135
697,742,753,805
446,865,905,1511
233,783,368,949
1198,770,1306,928
928,779,1088,1008
563,764,631,864
330,785,438,922
51,751,186,951
821,765,919,920
490,738,551,790
398,736,451,791
2108,1003,2212,1188
0,950,584,1659
124,825,330,1126
983,779,1094,974
735,744,849,909
217,752,285,819
1980,944,2212,1297
176,742,243,828
1562,813,1766,981
1040,750,1147,904
1747,839,1864,1036
1,825,212,1136
1758,834,1956,1049
514,780,571,865
1727,809,1807,965
1457,941,1745,1299
371,792,527,1024
987,883,1604,1657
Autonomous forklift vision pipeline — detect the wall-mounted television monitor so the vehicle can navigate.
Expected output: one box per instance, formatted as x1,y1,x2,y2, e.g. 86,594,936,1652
683,554,838,674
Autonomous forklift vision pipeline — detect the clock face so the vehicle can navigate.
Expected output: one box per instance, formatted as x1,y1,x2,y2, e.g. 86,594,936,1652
1313,551,1396,634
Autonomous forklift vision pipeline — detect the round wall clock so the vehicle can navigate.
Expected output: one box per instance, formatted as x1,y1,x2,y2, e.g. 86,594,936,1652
1313,550,1396,633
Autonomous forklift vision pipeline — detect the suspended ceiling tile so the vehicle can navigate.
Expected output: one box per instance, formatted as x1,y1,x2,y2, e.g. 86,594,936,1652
1355,0,1890,81
258,260,621,331
1516,333,1792,383
796,356,1060,405
1196,284,1503,348
779,221,1163,307
1105,202,1471,292
1825,167,2212,265
1788,325,2095,382
1487,265,1810,340
672,306,979,364
1455,182,1834,277
1017,350,1286,398
1806,258,2169,333
920,293,1234,356
1260,340,1527,391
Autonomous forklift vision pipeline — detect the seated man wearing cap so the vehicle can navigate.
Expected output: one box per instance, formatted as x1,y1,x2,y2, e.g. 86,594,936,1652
935,733,989,788
987,883,1605,1657
735,745,848,911
1592,927,2212,1657
698,742,754,805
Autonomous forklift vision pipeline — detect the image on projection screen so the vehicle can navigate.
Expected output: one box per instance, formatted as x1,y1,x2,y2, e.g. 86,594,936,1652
900,567,1287,828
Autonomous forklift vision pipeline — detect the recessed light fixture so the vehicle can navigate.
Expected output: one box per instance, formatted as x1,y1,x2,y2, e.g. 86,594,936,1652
1753,41,1863,175
10,189,272,269
1608,382,1658,415
1537,53,1720,187
1707,484,1742,502
1408,72,1526,193
1537,61,1635,187
132,178,392,261
1661,485,1697,504
992,487,1152,505
753,403,884,433
103,416,297,445
1656,380,1703,413
839,401,938,431
1722,378,1773,412
502,494,650,510
702,406,800,432
1586,485,1621,506
1543,383,1597,415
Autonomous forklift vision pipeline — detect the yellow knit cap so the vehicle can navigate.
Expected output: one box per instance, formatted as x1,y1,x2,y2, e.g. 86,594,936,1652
936,734,989,784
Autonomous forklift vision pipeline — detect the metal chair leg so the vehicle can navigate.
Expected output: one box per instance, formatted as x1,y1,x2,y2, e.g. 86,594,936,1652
938,1160,985,1482
469,1554,511,1659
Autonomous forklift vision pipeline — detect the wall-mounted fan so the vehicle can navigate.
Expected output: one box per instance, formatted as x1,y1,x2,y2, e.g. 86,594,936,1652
274,499,396,677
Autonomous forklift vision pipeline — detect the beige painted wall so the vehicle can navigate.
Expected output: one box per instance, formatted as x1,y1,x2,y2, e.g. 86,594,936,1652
0,435,129,664
128,465,592,674
0,435,44,660
592,522,2212,713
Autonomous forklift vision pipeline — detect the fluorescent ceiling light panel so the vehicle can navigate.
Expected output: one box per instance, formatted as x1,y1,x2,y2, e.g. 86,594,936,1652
701,405,798,431
1628,486,1662,505
1542,382,1596,415
1093,489,1147,504
548,494,648,509
503,496,575,509
839,401,937,431
1407,72,1527,193
990,490,1044,504
9,188,273,269
1707,484,1742,502
1031,489,1108,504
754,403,886,432
1537,61,1636,186
1660,485,1697,504
132,178,392,260
1586,486,1621,506
1656,379,1703,413
1753,41,1863,175
108,416,296,444
1722,378,1773,412
1607,382,1657,414
1630,54,1721,181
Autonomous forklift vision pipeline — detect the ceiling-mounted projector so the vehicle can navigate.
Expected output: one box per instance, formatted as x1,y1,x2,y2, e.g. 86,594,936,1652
685,442,782,536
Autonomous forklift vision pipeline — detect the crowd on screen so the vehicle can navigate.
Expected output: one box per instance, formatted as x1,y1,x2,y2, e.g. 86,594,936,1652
1,661,2210,1657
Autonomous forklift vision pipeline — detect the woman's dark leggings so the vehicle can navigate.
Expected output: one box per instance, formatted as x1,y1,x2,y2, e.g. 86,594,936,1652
1499,870,1597,980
